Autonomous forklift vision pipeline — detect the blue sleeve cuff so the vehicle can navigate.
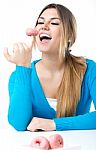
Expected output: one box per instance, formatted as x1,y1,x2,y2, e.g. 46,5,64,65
15,66,32,85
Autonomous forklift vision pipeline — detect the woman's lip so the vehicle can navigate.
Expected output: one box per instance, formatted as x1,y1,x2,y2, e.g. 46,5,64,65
39,32,52,38
39,39,50,44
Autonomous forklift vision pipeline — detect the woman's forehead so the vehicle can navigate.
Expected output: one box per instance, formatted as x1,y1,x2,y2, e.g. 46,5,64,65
40,8,59,18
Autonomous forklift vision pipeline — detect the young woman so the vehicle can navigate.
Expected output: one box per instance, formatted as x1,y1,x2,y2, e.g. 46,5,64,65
4,3,96,131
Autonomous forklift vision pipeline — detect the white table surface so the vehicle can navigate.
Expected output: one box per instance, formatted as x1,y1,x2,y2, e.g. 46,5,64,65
0,121,96,150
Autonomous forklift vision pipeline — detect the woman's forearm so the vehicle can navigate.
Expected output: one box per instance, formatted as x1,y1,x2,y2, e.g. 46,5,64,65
8,66,33,131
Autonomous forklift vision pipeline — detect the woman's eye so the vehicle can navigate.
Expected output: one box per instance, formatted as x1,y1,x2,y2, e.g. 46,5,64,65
37,22,44,25
51,23,59,25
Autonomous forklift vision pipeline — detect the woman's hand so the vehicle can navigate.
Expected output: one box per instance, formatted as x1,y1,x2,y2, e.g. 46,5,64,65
27,117,56,131
3,28,38,67
4,42,32,67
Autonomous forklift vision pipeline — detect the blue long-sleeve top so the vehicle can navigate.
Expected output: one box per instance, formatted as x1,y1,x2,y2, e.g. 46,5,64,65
8,59,96,131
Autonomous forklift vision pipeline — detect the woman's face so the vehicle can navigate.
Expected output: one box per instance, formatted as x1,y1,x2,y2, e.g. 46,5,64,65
35,8,62,54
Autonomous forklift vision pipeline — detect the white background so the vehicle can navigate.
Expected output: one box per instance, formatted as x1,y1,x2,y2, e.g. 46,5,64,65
0,0,96,128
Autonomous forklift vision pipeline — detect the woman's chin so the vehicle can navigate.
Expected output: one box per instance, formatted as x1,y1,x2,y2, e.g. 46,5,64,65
39,49,49,53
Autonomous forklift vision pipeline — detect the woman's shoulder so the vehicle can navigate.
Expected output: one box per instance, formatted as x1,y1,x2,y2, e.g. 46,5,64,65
85,58,96,76
86,58,96,69
86,58,96,64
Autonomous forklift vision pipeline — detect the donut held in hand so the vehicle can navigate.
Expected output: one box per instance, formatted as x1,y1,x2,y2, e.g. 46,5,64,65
26,28,38,36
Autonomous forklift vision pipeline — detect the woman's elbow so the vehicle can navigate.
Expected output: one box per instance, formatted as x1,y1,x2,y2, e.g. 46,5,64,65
8,114,28,131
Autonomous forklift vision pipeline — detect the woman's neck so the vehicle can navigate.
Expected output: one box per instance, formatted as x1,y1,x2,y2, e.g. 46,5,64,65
41,54,64,72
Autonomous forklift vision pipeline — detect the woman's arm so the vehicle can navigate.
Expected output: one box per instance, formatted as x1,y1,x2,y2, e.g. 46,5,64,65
4,40,35,131
8,66,33,131
26,111,96,131
53,111,96,130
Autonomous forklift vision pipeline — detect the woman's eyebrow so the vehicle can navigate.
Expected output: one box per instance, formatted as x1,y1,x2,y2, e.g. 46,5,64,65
39,17,60,21
50,17,60,21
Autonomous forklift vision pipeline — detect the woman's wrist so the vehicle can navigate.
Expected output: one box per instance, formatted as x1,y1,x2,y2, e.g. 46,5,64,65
50,120,56,131
16,62,31,68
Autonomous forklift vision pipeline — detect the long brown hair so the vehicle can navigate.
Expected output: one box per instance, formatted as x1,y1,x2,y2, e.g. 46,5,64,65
33,3,87,117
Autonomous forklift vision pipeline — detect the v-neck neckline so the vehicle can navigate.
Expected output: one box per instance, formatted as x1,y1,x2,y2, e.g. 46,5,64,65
31,60,56,113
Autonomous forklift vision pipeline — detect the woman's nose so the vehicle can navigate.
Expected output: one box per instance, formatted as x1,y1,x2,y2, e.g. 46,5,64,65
41,21,50,30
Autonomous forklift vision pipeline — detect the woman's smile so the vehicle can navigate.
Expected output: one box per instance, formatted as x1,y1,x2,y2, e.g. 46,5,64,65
39,32,52,44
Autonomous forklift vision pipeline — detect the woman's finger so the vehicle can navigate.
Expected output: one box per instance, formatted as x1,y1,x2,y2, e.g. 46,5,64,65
15,42,25,53
13,43,19,53
22,42,31,52
3,47,11,62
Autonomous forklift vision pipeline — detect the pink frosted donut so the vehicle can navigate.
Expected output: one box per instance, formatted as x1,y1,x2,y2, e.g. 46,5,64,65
26,28,38,36
30,136,50,150
48,134,64,149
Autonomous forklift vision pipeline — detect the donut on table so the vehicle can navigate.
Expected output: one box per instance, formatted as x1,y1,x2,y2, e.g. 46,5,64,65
48,134,64,149
29,134,64,149
30,136,50,150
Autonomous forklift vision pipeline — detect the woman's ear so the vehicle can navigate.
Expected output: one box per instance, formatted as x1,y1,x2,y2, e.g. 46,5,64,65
67,40,72,49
